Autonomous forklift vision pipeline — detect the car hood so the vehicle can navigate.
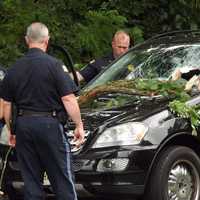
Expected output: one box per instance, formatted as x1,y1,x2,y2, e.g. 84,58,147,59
69,79,191,152
78,79,188,131
80,95,169,132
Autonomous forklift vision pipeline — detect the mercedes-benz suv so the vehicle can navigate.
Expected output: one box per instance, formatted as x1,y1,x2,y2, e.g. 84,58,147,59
1,30,200,200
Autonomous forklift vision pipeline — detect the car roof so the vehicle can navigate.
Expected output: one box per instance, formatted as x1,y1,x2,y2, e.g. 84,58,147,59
133,30,200,51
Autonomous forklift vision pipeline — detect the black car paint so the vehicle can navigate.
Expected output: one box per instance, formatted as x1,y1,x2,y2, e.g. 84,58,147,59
0,92,193,197
69,93,197,197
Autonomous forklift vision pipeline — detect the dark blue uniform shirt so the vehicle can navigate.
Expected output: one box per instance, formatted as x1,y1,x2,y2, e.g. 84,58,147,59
80,53,114,82
0,66,6,98
2,48,77,112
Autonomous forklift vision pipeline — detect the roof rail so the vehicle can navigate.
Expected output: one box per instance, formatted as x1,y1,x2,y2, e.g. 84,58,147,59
149,30,200,40
128,29,200,52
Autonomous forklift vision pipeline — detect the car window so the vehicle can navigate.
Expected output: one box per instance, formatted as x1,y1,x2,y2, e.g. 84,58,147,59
83,43,200,92
83,50,151,91
126,45,200,80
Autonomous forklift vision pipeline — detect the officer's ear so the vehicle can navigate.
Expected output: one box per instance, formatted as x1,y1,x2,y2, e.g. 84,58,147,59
44,36,50,47
25,36,29,45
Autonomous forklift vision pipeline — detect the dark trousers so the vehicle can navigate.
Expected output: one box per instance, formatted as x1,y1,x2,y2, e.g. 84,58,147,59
15,116,77,200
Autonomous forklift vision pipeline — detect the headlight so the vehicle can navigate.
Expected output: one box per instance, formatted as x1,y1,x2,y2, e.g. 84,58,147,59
97,158,129,172
92,122,148,148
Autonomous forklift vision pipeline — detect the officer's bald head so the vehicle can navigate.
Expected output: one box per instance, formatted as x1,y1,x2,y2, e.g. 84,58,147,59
26,22,49,44
112,31,130,42
25,22,50,51
112,30,130,58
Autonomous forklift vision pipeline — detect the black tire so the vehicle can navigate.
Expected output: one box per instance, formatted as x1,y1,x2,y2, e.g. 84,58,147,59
144,146,200,200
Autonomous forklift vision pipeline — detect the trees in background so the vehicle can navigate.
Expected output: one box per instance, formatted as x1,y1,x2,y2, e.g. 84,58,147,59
0,0,199,67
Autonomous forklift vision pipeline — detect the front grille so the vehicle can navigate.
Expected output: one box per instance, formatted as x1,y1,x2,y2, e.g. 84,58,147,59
66,130,90,152
72,160,87,172
8,160,85,174
64,118,93,152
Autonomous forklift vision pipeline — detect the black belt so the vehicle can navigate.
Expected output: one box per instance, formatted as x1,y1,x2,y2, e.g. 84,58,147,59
18,109,57,117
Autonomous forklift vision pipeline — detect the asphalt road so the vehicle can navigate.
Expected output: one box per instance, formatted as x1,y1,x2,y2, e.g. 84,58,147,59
73,184,137,200
4,184,138,200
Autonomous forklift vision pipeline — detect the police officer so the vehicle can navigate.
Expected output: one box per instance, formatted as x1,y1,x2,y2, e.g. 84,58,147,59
2,22,84,200
75,30,130,83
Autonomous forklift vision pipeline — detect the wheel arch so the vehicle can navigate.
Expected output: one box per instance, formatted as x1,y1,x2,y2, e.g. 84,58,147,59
144,132,200,190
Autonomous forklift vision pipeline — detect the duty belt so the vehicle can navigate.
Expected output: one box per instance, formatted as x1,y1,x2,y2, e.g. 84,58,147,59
17,109,57,117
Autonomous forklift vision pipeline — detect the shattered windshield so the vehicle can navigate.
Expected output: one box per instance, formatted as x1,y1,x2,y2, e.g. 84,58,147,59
79,79,188,110
83,44,200,92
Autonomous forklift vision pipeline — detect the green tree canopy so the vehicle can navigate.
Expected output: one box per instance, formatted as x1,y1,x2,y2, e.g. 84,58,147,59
0,0,200,68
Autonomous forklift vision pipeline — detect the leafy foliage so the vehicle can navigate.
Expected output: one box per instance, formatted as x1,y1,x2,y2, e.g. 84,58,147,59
79,79,200,131
169,100,200,133
78,79,189,106
1,0,200,68
0,1,143,68
134,79,190,101
71,10,131,62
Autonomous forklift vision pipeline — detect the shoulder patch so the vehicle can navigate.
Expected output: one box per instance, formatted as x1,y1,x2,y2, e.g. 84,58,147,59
62,65,68,72
89,59,95,64
0,70,5,81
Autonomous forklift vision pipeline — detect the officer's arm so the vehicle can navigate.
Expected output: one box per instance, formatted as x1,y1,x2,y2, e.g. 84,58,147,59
69,71,85,82
3,100,11,131
77,61,98,83
61,93,82,126
0,98,4,119
61,94,85,147
3,100,16,147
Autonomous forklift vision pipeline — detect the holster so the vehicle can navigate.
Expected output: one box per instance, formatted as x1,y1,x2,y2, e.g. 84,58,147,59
56,111,68,125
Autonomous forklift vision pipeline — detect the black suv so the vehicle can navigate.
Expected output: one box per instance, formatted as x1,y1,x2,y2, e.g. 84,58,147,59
1,30,200,200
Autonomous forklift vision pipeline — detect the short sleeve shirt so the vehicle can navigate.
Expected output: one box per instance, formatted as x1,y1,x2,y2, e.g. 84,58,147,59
2,48,78,112
80,53,114,83
0,66,6,98
181,69,200,80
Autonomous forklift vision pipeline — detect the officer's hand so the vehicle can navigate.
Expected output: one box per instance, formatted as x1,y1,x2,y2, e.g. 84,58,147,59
9,134,16,147
73,124,85,148
171,68,182,81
